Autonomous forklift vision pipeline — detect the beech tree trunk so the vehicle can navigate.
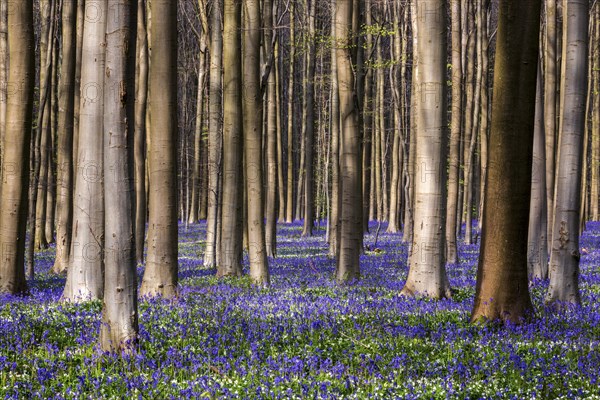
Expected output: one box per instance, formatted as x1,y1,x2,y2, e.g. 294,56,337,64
335,0,361,283
285,1,295,223
62,0,107,302
204,0,223,268
401,0,450,299
528,64,548,280
243,0,269,285
134,0,148,264
546,0,588,307
100,0,139,353
140,0,178,298
218,0,244,277
53,0,77,274
446,0,462,264
0,0,34,295
471,0,541,323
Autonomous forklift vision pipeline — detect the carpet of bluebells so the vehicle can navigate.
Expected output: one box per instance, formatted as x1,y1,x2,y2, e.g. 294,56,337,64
1,220,599,399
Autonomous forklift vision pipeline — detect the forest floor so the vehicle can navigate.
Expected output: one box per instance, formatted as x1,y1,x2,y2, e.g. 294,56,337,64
0,221,599,399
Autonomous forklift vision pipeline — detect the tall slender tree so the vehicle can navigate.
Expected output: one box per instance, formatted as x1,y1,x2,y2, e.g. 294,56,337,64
446,0,462,264
334,0,362,283
528,63,548,280
100,0,139,352
218,0,244,277
204,0,223,268
0,0,35,294
140,0,178,298
301,0,317,237
471,0,541,323
401,0,450,299
62,0,107,301
53,0,78,274
243,0,269,285
546,0,588,307
134,0,148,265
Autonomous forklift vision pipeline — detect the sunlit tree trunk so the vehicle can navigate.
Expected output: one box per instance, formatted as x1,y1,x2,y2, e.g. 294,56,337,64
329,4,340,256
401,0,450,299
0,0,34,295
34,0,56,251
546,0,588,307
140,0,178,298
301,0,316,237
204,0,223,268
243,0,269,285
590,4,599,221
544,0,558,248
62,0,107,302
218,0,244,277
0,0,7,168
285,1,295,223
446,0,462,264
100,0,139,353
471,0,541,323
335,0,361,283
53,0,77,274
133,0,148,264
264,0,277,258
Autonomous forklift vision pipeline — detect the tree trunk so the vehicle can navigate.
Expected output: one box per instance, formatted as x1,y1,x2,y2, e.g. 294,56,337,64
133,0,148,265
0,0,34,295
329,4,340,256
243,0,269,285
285,1,295,223
528,63,548,280
546,0,588,307
446,0,462,264
204,0,223,268
544,0,558,249
401,0,450,299
62,0,107,302
275,37,286,223
188,42,207,224
335,0,361,283
139,0,178,298
590,4,599,221
301,3,316,236
100,0,139,353
53,0,77,274
264,0,277,258
471,0,541,323
218,0,244,277
34,0,56,251
72,0,85,182
0,0,7,171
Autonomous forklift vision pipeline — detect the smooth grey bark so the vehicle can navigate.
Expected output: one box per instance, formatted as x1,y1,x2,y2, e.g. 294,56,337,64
62,0,107,302
53,0,77,274
242,0,269,285
334,0,361,283
446,0,462,264
0,0,34,295
544,0,558,250
546,0,588,307
139,0,178,298
204,0,223,268
528,64,548,280
218,0,243,277
401,0,450,299
100,0,138,353
133,0,148,264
